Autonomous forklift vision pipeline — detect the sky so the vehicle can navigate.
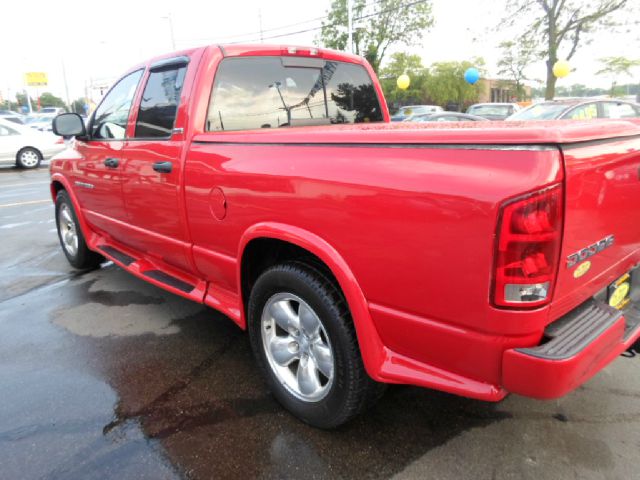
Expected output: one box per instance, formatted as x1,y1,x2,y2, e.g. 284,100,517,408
1,0,638,105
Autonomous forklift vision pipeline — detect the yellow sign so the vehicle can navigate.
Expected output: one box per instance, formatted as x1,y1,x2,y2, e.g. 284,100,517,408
609,273,631,310
25,72,48,87
573,261,591,279
609,282,630,309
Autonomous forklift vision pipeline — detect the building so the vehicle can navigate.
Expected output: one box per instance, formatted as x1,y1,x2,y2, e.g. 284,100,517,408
477,78,532,103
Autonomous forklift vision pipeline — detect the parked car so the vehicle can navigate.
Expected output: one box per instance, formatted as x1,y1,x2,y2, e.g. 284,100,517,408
404,112,489,122
50,44,640,428
467,103,521,120
40,107,67,116
0,112,26,125
507,99,640,121
25,115,56,132
0,118,65,168
391,105,443,121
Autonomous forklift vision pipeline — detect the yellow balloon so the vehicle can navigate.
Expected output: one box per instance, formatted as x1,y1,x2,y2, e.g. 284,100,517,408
397,74,410,90
553,60,571,78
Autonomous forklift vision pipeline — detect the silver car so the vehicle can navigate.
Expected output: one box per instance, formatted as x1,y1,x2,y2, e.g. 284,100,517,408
0,118,66,168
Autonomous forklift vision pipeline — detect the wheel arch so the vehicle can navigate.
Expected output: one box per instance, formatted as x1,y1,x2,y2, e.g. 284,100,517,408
238,222,387,380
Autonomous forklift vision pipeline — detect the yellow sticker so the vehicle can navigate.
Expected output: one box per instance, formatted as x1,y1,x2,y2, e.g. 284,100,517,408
573,261,591,278
609,282,630,309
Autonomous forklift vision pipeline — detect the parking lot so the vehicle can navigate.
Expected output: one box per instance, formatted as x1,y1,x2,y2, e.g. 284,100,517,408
1,166,639,480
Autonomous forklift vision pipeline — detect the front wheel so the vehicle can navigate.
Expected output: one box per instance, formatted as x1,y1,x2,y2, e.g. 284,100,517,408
248,262,383,428
16,147,42,169
55,190,104,269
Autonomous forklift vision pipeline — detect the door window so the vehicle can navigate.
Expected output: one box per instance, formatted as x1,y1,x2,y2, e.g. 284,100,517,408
565,103,598,120
91,69,143,140
601,102,639,119
135,65,187,138
206,57,383,131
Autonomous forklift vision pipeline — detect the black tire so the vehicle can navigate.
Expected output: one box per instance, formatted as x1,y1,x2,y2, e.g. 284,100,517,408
248,261,383,428
55,190,104,270
16,147,42,169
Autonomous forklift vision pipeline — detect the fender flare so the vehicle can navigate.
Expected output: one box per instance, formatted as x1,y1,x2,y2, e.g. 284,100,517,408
238,222,387,380
50,173,97,250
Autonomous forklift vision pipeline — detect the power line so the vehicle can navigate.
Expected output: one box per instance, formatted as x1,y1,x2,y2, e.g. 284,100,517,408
179,13,330,44
226,0,430,45
180,0,424,47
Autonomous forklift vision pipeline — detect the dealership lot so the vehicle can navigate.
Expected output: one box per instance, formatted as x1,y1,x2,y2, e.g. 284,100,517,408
1,166,639,480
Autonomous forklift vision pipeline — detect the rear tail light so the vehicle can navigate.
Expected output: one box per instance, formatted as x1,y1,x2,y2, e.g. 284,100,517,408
493,184,563,308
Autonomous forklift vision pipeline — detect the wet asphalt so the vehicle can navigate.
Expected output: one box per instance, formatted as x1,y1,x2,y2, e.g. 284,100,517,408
1,166,639,480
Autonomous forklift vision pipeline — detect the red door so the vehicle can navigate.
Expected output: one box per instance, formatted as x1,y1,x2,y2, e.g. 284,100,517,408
120,57,196,273
73,69,144,237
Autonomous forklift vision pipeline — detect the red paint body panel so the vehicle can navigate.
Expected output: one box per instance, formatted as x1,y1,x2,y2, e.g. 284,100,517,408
50,44,640,403
503,315,630,399
551,137,640,319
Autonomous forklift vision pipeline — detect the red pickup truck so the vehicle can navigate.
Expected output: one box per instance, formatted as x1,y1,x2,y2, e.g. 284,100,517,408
50,44,640,428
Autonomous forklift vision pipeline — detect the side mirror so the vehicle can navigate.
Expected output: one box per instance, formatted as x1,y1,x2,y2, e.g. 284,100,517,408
52,113,86,137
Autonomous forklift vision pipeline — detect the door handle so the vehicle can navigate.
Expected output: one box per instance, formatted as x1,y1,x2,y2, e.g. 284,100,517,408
104,158,119,168
153,161,173,173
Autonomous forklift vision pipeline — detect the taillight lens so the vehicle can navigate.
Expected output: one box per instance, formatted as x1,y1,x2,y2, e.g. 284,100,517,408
493,184,563,308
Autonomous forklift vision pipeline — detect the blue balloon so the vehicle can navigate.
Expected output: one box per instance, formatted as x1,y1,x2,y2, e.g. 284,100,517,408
464,67,480,85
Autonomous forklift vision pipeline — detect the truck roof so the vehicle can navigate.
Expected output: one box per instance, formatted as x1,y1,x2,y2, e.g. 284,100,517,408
134,44,367,72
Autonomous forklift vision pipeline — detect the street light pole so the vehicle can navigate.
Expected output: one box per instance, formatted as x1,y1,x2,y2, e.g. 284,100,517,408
347,0,353,54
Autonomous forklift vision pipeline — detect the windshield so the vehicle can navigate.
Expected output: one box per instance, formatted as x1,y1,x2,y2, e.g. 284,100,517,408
468,105,511,116
508,103,570,120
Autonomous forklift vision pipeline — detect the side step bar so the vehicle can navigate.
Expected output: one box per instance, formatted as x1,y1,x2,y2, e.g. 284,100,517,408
95,242,204,301
143,270,195,294
98,245,136,266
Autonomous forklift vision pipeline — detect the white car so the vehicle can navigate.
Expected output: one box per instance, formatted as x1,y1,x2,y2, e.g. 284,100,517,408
25,114,56,132
0,118,65,168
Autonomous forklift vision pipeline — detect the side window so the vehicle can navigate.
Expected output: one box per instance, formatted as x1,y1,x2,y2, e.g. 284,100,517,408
134,65,187,138
565,103,598,120
601,102,639,119
91,70,143,140
206,57,383,131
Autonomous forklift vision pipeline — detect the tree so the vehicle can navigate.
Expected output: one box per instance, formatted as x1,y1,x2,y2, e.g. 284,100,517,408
319,0,434,73
15,93,36,113
423,59,485,110
497,37,537,101
379,52,428,107
596,56,640,95
504,0,632,99
38,92,66,109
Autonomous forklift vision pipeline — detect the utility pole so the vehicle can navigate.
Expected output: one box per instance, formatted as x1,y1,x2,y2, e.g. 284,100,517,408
258,9,264,43
162,14,176,50
61,59,71,112
347,0,353,54
24,89,32,114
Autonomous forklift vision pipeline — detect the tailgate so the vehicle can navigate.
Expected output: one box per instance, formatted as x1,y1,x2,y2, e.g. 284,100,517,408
551,135,640,317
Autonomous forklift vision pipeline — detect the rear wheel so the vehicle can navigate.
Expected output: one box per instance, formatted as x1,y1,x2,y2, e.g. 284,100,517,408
16,147,42,169
55,190,103,269
248,261,383,428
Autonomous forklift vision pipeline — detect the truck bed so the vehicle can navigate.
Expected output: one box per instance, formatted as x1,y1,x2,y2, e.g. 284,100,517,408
192,118,640,146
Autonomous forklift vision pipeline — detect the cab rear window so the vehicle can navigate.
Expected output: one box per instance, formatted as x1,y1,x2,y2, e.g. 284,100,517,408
206,56,383,131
